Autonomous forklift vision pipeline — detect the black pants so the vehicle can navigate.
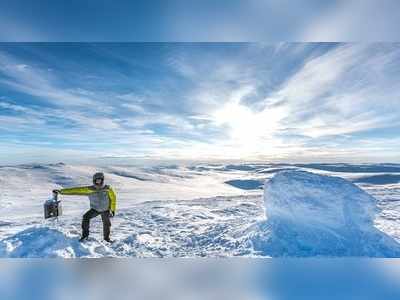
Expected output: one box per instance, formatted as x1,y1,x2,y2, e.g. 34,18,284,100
82,208,111,240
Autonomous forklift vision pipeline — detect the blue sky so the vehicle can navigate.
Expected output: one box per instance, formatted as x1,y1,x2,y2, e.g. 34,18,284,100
1,0,399,42
0,43,400,164
0,0,333,41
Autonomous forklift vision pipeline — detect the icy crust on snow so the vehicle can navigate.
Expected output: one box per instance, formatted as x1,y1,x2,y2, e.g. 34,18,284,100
251,171,400,257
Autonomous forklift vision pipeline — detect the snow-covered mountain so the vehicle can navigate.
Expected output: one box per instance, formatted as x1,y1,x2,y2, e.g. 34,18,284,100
1,162,400,257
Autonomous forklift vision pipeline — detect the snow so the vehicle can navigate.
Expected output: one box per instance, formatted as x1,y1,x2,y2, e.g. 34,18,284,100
0,196,263,258
224,179,264,190
353,174,400,185
1,163,400,257
0,226,90,258
250,171,400,257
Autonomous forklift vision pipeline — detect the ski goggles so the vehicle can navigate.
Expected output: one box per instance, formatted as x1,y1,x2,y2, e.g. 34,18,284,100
94,178,104,185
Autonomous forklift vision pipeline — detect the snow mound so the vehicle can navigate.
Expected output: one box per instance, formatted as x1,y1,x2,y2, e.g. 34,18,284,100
0,227,91,258
251,171,400,257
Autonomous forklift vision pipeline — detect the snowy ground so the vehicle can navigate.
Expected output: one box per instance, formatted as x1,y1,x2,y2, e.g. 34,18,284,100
1,162,400,257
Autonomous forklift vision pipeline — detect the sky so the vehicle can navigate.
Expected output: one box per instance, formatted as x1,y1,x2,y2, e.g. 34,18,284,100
0,0,399,42
0,43,400,164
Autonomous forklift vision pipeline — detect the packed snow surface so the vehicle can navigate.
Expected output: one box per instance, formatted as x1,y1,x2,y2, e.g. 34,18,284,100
1,163,400,257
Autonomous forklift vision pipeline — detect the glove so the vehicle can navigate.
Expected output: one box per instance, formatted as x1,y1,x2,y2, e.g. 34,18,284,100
52,189,60,194
109,210,115,218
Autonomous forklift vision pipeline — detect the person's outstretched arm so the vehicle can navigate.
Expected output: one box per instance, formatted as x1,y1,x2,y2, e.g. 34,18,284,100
107,187,117,214
58,186,95,196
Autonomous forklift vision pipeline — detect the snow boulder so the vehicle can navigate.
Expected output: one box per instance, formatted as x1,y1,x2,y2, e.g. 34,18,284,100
251,171,400,257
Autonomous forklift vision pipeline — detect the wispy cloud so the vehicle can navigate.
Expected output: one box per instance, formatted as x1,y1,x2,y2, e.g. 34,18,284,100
273,44,400,137
0,43,399,164
0,51,96,106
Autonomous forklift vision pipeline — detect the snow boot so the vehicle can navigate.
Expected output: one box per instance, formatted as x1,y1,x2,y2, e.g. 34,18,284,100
79,235,89,242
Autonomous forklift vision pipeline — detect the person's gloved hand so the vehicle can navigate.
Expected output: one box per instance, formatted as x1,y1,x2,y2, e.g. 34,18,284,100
109,210,115,218
52,189,60,194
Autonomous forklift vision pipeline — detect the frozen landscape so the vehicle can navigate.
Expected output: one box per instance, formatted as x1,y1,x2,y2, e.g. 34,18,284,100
1,162,400,258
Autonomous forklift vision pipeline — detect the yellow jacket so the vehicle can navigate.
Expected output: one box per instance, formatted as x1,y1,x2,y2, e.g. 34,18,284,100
59,185,116,213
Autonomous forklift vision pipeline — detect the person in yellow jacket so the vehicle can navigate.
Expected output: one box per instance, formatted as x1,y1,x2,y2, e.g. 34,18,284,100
53,172,116,243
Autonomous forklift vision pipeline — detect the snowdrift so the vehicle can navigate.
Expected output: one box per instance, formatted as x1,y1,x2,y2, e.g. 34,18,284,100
0,227,90,258
251,171,400,257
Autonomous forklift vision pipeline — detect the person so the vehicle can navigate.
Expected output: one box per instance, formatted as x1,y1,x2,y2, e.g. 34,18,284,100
53,172,116,243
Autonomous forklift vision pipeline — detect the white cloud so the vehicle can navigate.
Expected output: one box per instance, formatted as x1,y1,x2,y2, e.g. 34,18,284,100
263,44,400,138
1,43,400,163
154,43,400,161
0,51,95,106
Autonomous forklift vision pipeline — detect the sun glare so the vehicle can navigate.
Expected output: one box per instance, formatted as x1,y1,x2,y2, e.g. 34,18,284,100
212,98,287,151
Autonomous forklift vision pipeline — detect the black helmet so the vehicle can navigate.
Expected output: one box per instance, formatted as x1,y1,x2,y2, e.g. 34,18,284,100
93,172,105,185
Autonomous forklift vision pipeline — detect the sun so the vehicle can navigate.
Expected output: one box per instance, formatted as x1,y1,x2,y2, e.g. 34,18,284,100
212,99,285,145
